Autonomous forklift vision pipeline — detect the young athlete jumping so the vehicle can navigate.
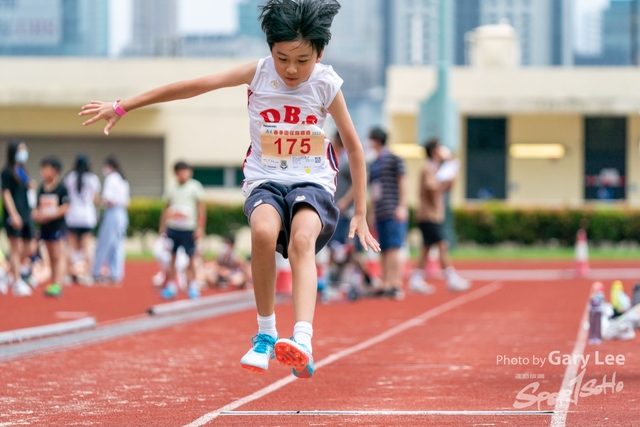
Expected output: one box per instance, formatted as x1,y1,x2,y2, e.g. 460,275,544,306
79,0,379,378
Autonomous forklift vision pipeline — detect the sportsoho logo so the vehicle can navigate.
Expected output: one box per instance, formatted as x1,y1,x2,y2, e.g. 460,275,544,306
495,351,626,410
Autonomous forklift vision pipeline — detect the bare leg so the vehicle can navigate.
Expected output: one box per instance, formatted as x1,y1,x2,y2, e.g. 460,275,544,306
81,233,95,272
45,240,65,284
437,240,452,270
166,253,177,283
417,243,431,273
384,247,402,288
287,206,322,324
67,232,79,273
249,204,282,317
8,237,24,282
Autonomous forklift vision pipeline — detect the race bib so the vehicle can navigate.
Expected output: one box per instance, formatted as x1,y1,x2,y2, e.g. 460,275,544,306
39,193,59,216
260,123,325,173
167,205,192,228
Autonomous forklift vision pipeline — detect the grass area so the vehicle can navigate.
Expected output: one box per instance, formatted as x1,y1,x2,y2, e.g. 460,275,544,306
450,245,640,260
126,245,640,261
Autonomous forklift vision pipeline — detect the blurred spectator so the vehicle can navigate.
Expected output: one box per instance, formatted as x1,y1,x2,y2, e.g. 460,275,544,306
411,139,470,292
368,127,408,300
92,156,130,284
32,156,69,297
204,234,251,289
1,139,36,296
64,154,101,285
158,161,205,299
329,131,354,247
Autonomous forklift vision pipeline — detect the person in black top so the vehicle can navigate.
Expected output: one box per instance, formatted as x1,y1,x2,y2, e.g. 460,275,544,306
32,156,69,297
1,139,36,296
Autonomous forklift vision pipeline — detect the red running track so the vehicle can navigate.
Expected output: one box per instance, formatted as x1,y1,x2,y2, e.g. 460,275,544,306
0,261,639,426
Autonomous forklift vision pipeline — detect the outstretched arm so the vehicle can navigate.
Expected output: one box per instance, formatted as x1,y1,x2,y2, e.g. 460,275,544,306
79,61,258,135
328,90,380,253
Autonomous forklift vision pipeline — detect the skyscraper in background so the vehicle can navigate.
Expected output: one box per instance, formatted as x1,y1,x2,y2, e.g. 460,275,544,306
0,0,109,56
123,0,178,56
455,0,480,65
574,0,640,66
387,0,572,67
388,0,440,66
477,0,572,66
601,0,637,65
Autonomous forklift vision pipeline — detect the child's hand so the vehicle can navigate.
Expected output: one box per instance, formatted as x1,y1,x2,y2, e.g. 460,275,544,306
31,210,41,223
349,214,380,253
79,101,121,135
10,214,23,230
193,226,205,240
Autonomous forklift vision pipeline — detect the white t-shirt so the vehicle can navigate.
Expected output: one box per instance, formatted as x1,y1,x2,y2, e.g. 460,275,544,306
243,56,343,196
64,171,101,228
102,172,130,208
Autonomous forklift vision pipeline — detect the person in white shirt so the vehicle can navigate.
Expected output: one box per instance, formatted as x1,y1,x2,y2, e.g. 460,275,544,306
79,0,380,379
92,156,129,283
64,154,101,285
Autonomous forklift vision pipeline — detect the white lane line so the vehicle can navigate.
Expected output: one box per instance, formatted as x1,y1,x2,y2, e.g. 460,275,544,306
220,410,553,416
550,300,590,427
457,268,640,281
183,281,503,427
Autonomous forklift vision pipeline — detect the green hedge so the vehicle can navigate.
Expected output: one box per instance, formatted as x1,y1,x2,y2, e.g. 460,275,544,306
127,199,247,236
126,199,640,245
453,205,640,245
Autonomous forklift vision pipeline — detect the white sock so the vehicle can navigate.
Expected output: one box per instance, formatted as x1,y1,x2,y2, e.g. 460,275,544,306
257,313,277,339
293,321,313,353
411,269,423,279
445,266,457,280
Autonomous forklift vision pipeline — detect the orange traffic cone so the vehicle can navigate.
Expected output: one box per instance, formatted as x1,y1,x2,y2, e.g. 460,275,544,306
275,252,292,295
575,228,590,278
425,246,442,278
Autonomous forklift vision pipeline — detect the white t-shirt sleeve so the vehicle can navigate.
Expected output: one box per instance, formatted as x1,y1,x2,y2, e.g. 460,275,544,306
194,180,205,201
319,65,344,108
249,57,268,91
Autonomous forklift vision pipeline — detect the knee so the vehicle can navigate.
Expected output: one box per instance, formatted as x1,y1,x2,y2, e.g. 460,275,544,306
251,221,279,249
288,230,316,258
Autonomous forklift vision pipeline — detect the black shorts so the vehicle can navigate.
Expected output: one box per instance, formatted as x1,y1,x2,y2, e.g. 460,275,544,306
4,218,35,240
244,181,339,259
40,228,67,242
418,221,444,246
166,228,196,256
67,227,94,237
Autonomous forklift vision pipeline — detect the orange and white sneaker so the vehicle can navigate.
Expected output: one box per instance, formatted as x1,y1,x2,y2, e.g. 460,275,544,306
240,333,277,373
274,338,314,378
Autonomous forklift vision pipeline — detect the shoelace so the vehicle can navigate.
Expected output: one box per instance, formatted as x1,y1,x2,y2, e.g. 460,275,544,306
251,334,276,354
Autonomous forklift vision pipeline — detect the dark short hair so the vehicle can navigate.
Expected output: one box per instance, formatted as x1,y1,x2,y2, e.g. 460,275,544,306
369,127,387,146
174,161,190,172
425,138,440,159
41,155,62,172
259,0,341,54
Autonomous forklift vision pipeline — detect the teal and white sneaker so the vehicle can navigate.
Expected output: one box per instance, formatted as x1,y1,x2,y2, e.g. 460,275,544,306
274,338,314,378
240,333,277,373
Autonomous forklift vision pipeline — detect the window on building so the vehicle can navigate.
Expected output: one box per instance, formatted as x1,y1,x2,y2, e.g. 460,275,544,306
192,166,244,188
466,118,507,200
584,118,627,201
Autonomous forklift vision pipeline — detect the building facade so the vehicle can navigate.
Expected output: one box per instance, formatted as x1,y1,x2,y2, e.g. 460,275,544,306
0,0,108,56
385,65,640,207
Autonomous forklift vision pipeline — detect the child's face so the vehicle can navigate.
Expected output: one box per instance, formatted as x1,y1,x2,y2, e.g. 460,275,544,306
271,40,322,88
175,168,192,184
40,165,57,182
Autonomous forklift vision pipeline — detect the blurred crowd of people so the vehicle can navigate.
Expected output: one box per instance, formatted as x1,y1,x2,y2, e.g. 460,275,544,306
2,127,467,303
320,127,471,302
0,139,130,297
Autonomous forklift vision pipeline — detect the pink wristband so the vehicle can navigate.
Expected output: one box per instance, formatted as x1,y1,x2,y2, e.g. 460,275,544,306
113,100,127,117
